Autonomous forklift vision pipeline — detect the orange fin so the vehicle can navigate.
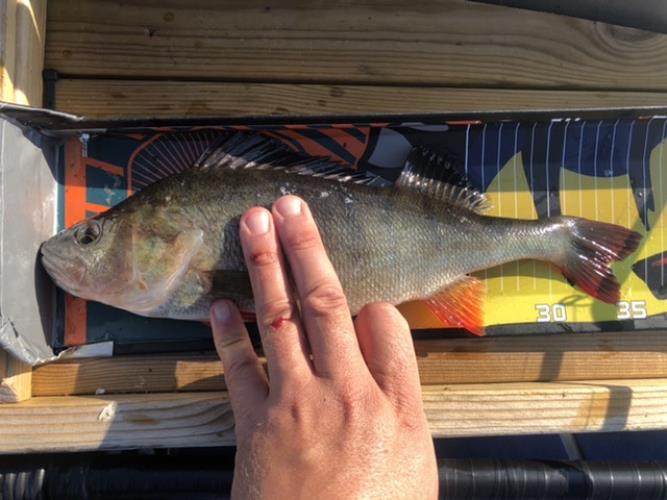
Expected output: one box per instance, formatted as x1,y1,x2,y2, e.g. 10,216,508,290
423,276,485,336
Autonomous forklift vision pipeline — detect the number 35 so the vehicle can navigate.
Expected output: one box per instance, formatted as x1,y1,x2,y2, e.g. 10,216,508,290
617,300,647,320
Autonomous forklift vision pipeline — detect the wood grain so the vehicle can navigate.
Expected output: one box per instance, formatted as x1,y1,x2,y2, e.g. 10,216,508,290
33,354,226,396
14,0,47,105
0,0,18,102
0,392,235,452
0,351,32,403
1,0,46,105
45,0,667,90
3,379,667,451
32,332,667,396
54,79,667,119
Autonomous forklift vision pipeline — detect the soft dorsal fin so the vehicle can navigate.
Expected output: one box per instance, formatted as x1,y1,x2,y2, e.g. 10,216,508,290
397,147,490,213
195,132,388,186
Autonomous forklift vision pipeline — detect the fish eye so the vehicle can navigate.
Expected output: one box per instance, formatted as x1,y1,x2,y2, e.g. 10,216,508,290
74,221,102,246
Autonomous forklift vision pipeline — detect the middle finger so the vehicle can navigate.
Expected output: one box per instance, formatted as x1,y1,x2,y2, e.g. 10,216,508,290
239,207,312,386
272,196,365,379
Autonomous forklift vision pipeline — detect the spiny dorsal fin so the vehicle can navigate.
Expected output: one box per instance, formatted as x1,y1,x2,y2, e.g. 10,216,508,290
397,147,490,214
195,132,388,186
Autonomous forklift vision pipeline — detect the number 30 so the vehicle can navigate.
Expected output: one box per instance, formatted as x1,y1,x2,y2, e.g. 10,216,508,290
535,303,567,323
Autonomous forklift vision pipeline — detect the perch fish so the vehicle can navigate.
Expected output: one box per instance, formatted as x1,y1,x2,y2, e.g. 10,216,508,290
40,133,642,335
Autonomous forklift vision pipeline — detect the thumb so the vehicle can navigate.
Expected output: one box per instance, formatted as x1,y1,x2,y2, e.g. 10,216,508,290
211,300,268,417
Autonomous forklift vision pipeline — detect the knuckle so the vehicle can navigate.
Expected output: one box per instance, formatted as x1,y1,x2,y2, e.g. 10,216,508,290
277,399,306,425
302,282,348,316
283,226,320,252
265,404,296,431
223,355,257,382
259,298,297,331
333,378,375,414
248,249,279,268
396,402,428,432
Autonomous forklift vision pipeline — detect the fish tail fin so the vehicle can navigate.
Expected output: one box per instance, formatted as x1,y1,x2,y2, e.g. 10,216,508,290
555,217,642,304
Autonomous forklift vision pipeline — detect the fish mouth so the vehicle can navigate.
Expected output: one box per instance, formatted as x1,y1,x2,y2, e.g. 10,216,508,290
40,244,86,294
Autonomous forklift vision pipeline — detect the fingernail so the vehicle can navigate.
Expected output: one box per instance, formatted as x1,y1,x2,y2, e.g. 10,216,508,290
275,196,302,218
245,210,270,235
212,301,231,323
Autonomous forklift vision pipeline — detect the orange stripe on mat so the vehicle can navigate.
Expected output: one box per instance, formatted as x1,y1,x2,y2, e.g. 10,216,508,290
84,202,112,215
317,128,368,166
85,158,125,177
63,137,88,346
64,138,86,228
276,129,347,163
64,294,88,346
447,120,482,125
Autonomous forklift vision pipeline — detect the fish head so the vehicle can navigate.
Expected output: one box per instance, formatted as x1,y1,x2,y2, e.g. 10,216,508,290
41,208,205,316
40,213,136,305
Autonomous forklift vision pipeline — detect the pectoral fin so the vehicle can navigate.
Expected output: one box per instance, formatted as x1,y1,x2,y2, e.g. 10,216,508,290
125,229,205,315
202,269,256,319
163,229,205,288
423,276,485,336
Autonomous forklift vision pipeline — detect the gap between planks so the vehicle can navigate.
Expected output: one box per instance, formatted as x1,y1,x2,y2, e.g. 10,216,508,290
31,332,667,397
45,0,667,90
54,79,667,119
3,379,667,452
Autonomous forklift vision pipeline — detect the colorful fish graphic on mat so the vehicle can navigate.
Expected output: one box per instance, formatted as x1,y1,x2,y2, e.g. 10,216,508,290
54,117,667,347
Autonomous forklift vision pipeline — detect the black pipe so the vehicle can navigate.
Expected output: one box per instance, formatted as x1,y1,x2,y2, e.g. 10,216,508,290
0,452,234,500
470,0,667,35
2,455,667,499
439,459,667,499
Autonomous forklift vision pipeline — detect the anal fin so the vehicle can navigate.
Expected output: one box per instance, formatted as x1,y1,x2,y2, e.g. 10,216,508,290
423,276,485,336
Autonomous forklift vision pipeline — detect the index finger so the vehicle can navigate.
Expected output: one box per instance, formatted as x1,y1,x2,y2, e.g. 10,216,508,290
271,196,365,379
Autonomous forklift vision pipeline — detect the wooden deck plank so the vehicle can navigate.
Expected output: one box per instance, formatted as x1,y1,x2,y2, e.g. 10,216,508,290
0,0,18,102
46,0,667,90
0,352,32,403
32,332,667,396
1,0,46,105
4,379,667,452
54,79,667,119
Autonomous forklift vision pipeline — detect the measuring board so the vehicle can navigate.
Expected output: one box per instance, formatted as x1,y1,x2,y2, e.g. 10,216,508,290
55,116,667,349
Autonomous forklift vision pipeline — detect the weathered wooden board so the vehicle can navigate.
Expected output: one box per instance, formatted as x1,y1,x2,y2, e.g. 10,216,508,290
45,0,667,90
1,0,46,105
3,379,667,452
0,352,32,403
54,80,667,119
32,332,667,396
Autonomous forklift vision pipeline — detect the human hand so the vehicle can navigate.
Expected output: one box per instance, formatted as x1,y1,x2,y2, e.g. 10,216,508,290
210,195,438,500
